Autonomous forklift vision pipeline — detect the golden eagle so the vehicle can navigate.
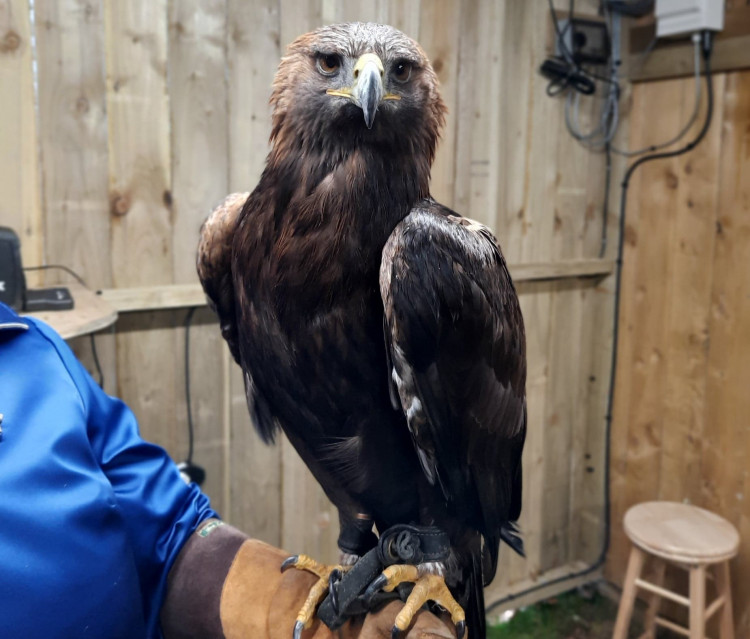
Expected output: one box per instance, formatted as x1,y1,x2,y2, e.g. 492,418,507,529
198,22,526,639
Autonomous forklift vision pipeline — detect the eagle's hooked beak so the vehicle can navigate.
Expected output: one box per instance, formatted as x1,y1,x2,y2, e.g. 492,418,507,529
326,53,401,130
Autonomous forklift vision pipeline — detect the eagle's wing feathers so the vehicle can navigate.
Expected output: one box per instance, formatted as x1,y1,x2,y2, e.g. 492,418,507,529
197,192,249,364
197,192,280,442
380,200,527,580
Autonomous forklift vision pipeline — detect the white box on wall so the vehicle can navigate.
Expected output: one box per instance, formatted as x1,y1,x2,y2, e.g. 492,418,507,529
655,0,724,37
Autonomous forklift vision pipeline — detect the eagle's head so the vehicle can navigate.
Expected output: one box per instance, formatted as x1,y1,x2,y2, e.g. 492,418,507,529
269,22,446,167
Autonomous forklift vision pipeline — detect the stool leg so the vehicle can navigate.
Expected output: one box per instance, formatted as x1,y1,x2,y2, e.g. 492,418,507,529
689,565,706,639
614,546,645,639
642,559,666,638
714,561,734,639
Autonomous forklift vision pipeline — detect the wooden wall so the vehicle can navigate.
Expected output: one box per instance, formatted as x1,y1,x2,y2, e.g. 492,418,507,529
0,0,618,611
608,69,750,634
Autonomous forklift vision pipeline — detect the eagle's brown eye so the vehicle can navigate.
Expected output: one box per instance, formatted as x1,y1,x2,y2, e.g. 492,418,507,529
392,60,412,83
317,53,341,76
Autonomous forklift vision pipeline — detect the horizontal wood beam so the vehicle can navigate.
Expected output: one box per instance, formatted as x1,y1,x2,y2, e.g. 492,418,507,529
510,259,615,282
98,283,206,312
629,34,750,83
485,561,602,619
627,7,750,82
99,259,615,313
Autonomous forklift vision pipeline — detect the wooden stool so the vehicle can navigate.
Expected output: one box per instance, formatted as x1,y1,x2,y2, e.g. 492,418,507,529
613,502,739,639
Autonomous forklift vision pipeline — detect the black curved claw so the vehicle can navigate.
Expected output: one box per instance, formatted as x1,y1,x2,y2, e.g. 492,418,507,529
281,555,299,573
455,620,466,639
363,573,388,604
391,626,402,639
328,568,342,614
293,620,304,639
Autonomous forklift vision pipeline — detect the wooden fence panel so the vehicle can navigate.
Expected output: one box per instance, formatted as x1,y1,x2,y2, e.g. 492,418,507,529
2,0,621,613
103,0,180,458
0,0,42,276
31,0,116,386
168,0,231,519
608,70,750,634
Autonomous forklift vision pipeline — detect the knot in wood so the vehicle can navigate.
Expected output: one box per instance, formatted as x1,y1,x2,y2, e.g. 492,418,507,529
0,30,21,54
75,96,90,114
110,192,132,216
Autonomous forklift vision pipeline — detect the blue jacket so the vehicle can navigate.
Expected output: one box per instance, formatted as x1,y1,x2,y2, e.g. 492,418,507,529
0,303,218,638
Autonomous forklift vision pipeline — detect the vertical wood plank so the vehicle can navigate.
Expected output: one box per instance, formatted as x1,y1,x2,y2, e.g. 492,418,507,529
540,281,583,571
418,0,460,208
226,0,283,544
32,0,115,387
104,0,178,453
704,70,750,635
105,0,172,289
227,0,280,192
0,0,43,273
659,74,724,505
279,0,322,50
608,80,651,580
228,362,283,545
281,439,340,563
571,276,615,564
384,0,421,39
613,78,685,576
34,0,110,288
168,0,229,517
452,0,505,229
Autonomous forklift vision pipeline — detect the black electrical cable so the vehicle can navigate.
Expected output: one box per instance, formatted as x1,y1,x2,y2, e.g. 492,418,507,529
89,332,104,388
544,0,604,96
179,307,206,486
184,307,196,465
605,0,654,17
23,263,86,287
599,142,612,258
486,30,715,616
23,263,104,387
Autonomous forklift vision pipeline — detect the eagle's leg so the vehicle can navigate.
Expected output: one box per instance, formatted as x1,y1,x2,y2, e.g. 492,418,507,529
365,564,466,639
281,554,351,638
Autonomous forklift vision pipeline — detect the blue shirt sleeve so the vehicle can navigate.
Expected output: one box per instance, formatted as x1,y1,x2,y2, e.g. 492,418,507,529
31,319,219,634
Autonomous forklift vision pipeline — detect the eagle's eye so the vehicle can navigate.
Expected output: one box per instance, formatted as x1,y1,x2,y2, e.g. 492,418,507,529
317,53,341,76
392,60,412,83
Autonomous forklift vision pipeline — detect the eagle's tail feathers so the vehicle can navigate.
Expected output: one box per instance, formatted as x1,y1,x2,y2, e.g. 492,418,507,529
464,551,486,639
500,522,525,558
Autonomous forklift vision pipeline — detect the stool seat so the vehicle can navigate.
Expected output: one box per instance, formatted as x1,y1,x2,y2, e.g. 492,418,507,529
615,501,739,639
624,501,740,564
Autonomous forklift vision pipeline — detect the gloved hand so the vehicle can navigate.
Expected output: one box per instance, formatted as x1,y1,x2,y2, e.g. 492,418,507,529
161,519,456,639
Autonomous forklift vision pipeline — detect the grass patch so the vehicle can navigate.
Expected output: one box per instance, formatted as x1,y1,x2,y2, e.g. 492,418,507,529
488,588,641,639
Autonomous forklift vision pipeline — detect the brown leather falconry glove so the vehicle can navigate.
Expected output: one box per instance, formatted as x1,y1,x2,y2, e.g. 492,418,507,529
161,519,457,639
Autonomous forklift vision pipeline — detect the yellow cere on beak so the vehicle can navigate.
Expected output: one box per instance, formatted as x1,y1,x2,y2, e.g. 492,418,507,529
326,53,401,128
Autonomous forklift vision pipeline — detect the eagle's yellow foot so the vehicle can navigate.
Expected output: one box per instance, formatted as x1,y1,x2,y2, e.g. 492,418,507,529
364,564,467,639
280,554,350,639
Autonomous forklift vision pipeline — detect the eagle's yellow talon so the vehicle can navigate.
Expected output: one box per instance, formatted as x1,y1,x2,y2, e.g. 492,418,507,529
282,554,351,636
369,567,467,638
381,564,420,592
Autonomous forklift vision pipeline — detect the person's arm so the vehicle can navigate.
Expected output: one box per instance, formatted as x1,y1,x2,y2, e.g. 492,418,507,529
33,320,219,634
161,518,457,639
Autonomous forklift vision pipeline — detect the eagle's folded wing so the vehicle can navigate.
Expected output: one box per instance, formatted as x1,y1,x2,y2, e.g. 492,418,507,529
197,192,249,364
380,199,527,582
